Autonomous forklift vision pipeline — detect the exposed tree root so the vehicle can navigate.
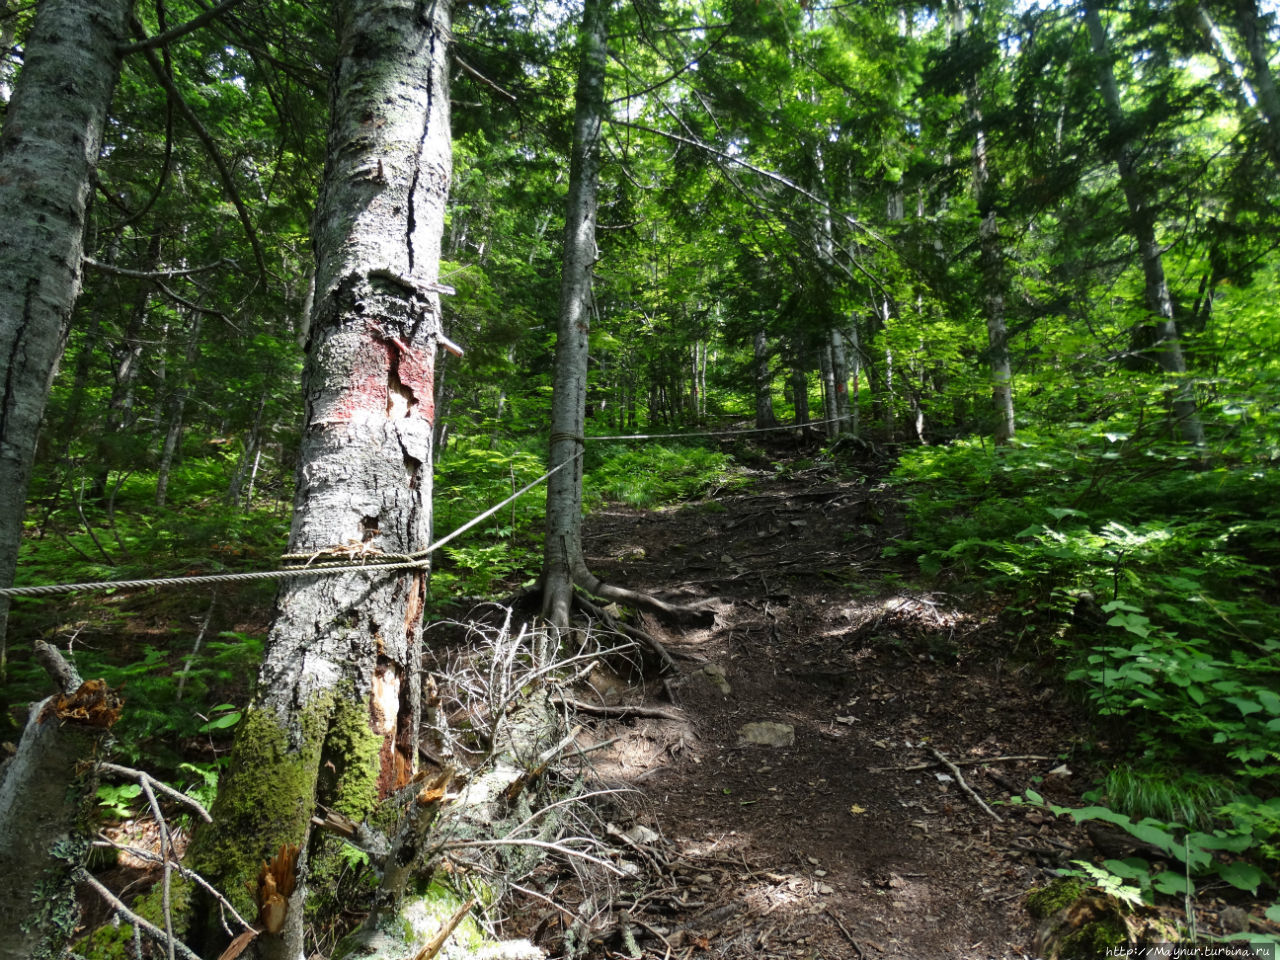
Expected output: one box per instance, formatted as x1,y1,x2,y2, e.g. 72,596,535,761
570,591,685,676
573,569,715,627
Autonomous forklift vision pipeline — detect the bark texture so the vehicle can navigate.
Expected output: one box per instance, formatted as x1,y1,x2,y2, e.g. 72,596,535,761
543,0,608,631
188,0,453,954
0,0,131,659
1084,4,1204,446
0,644,121,960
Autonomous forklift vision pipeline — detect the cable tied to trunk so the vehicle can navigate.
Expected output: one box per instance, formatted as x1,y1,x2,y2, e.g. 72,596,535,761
0,453,584,599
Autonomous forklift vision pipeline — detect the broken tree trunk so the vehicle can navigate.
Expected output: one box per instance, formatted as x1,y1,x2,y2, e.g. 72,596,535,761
0,642,123,960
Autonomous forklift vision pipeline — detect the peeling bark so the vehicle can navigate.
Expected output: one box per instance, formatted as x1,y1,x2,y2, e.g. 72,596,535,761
189,0,453,954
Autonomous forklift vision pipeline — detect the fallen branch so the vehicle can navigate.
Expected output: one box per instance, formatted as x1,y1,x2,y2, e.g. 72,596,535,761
98,762,213,822
552,696,684,722
825,908,863,958
445,837,626,876
92,835,255,934
412,896,477,960
76,869,204,960
869,753,1054,773
928,747,1002,823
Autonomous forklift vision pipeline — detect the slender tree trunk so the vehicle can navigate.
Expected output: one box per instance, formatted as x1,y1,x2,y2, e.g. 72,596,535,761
818,337,836,435
155,313,202,508
846,325,862,437
962,7,1016,444
1233,0,1280,168
1084,4,1204,446
542,0,608,631
790,343,811,429
0,0,131,669
186,1,453,954
830,328,852,433
228,384,268,507
753,328,778,429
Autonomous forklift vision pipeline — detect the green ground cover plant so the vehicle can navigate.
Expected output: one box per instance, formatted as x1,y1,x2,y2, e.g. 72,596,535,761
890,421,1280,894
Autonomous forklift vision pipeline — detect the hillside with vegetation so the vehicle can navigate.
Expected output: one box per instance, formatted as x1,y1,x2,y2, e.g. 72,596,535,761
0,0,1278,957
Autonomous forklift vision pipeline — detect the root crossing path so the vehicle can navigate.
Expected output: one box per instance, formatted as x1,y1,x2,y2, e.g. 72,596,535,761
529,460,1090,960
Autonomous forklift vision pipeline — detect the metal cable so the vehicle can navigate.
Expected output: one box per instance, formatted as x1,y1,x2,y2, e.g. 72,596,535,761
582,414,851,442
0,453,582,599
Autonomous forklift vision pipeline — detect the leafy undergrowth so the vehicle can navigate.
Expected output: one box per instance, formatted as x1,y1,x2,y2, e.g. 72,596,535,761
429,435,750,599
888,421,1280,920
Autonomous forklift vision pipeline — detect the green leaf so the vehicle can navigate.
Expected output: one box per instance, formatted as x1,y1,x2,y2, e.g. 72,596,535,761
1217,861,1267,894
1152,870,1190,895
1046,507,1086,520
199,711,242,732
1106,612,1151,637
1225,697,1264,717
1256,689,1280,715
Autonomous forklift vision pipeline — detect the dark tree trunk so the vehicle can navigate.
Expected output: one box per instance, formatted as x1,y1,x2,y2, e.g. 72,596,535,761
1084,4,1204,446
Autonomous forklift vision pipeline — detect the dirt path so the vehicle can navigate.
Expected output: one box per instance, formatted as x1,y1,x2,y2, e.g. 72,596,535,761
532,459,1094,959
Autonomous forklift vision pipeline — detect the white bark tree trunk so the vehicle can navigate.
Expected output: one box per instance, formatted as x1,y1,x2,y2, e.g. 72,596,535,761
187,0,453,954
0,0,131,664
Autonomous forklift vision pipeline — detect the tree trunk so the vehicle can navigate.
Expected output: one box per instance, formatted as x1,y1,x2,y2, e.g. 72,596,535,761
753,328,778,429
818,336,836,436
830,328,852,434
228,384,269,508
155,313,202,508
186,0,453,954
1232,0,1280,169
962,4,1016,444
0,643,121,960
0,0,131,660
790,347,810,429
845,325,862,438
1084,4,1204,446
542,0,608,631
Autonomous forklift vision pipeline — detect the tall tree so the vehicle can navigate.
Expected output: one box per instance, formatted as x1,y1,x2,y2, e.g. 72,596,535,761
1083,2,1205,445
185,0,453,953
959,3,1016,443
0,0,132,666
542,0,609,631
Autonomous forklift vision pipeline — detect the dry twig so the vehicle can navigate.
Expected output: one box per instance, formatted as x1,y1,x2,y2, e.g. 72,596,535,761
928,747,1003,822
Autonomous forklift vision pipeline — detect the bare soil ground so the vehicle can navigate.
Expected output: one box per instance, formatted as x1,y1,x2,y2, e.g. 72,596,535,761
506,457,1111,960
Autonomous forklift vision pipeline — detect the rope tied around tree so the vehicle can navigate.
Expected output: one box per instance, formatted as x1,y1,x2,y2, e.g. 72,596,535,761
0,453,583,599
4,413,858,600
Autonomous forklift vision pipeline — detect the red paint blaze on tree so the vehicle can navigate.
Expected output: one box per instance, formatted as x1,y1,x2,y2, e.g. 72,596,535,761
392,344,435,421
313,339,392,424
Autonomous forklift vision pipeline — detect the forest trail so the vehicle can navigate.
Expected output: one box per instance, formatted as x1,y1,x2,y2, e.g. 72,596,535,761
528,456,1095,960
